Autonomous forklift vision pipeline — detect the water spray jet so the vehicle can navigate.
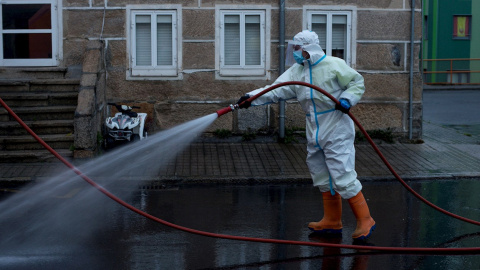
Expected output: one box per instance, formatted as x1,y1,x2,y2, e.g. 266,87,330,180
1,84,480,254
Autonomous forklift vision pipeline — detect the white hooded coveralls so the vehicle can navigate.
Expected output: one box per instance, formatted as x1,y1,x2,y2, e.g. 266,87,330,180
247,30,365,199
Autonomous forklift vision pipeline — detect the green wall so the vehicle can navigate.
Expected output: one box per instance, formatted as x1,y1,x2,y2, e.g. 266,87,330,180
471,0,480,82
423,0,476,83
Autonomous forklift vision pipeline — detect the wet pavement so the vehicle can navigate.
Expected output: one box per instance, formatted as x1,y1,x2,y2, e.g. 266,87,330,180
0,89,480,269
1,179,480,269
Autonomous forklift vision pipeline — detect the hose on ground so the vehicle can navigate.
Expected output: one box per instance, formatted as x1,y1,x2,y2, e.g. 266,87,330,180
241,81,480,227
1,88,479,254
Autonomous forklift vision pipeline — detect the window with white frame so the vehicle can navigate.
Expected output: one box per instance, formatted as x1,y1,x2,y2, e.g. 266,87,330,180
129,9,179,77
0,0,59,66
307,11,352,65
218,10,267,77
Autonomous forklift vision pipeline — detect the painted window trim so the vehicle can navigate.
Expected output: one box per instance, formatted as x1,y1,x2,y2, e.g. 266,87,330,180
304,5,356,67
0,0,61,67
215,5,271,80
126,4,182,80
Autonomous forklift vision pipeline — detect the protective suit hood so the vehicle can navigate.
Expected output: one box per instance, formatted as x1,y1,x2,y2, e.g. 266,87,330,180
294,30,325,65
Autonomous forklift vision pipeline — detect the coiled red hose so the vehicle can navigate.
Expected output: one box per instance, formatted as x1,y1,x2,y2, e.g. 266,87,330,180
1,87,479,254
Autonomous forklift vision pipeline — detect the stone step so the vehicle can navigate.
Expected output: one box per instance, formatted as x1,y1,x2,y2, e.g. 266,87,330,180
0,92,78,107
0,79,80,92
0,120,74,136
0,67,68,80
0,134,74,150
0,105,76,121
0,149,73,163
30,79,80,92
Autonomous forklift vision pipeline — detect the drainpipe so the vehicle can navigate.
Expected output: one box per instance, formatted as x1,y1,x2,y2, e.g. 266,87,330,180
278,0,286,139
409,0,415,139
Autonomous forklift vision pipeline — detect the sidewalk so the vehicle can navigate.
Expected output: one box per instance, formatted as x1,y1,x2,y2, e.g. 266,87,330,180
1,121,479,185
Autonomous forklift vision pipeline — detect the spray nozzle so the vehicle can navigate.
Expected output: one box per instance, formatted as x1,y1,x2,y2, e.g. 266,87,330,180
216,104,238,117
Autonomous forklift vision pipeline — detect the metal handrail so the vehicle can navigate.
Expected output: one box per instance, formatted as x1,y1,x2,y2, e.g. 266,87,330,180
423,58,480,85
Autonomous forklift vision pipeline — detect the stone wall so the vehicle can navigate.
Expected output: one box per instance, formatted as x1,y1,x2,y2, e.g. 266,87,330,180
63,0,423,138
73,40,106,158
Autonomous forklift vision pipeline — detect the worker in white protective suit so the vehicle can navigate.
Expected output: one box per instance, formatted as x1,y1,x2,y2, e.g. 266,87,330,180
236,30,375,240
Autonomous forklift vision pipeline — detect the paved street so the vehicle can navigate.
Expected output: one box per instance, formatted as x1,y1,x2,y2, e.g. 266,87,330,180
0,89,479,269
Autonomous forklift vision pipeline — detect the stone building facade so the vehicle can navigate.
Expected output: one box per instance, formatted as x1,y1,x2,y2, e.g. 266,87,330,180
2,0,423,142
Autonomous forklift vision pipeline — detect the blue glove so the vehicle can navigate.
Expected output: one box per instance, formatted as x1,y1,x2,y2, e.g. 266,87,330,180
336,99,351,114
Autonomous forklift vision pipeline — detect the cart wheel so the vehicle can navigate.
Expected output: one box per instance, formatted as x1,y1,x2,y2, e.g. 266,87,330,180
104,137,114,149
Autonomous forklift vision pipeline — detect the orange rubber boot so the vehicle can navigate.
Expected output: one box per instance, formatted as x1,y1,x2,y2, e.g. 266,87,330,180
308,192,343,234
348,191,376,240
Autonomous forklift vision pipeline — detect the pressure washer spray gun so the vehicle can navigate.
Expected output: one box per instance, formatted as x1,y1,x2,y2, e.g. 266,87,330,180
216,97,252,117
216,103,240,117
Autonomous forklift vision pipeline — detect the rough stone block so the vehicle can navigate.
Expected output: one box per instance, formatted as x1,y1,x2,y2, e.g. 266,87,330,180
286,0,403,8
74,115,96,149
82,50,101,73
200,0,277,7
63,0,89,7
108,0,197,7
357,43,405,71
357,10,421,40
270,43,280,71
353,103,404,131
76,88,95,116
363,73,409,100
106,40,126,68
63,39,88,67
154,102,232,133
284,102,306,129
64,10,103,38
406,44,421,72
86,40,103,50
236,105,270,132
100,9,125,38
80,73,98,87
362,73,423,101
183,42,215,69
285,10,303,39
96,72,106,108
183,10,215,40
92,0,105,7
64,10,124,39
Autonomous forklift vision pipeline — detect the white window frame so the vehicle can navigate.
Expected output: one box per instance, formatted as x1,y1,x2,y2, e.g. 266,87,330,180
305,6,355,67
126,5,182,80
215,5,271,80
0,0,61,67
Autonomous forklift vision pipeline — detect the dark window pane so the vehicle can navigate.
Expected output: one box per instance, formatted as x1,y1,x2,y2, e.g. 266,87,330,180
2,4,51,30
3,33,52,59
332,49,344,59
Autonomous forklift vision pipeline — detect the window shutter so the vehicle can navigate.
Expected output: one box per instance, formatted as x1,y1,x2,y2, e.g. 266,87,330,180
135,15,152,66
156,15,173,66
245,15,260,65
311,14,327,50
332,15,346,50
224,15,240,65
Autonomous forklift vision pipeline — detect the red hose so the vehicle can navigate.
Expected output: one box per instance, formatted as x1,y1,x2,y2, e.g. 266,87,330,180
1,92,479,254
242,81,480,227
